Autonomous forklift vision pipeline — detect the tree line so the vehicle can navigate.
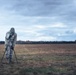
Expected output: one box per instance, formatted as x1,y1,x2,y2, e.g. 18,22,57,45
0,40,76,44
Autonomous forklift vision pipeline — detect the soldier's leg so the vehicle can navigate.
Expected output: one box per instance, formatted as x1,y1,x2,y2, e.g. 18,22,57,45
5,46,12,63
9,47,13,63
5,46,9,59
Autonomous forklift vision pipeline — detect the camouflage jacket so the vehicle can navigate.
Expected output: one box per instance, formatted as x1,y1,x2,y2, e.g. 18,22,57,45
5,31,17,47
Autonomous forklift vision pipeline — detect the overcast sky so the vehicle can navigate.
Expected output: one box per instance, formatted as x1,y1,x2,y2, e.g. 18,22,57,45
0,0,76,41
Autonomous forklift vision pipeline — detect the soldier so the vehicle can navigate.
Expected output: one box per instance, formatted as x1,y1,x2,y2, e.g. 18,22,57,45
5,27,17,63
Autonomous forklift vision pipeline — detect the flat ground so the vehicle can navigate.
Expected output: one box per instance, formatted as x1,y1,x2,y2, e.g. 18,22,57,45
0,44,76,75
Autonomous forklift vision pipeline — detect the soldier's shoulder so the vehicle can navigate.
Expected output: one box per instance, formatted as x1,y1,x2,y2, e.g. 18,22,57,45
15,33,17,36
6,31,10,35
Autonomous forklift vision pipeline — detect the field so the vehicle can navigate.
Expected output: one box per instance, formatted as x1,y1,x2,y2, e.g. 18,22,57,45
0,44,76,75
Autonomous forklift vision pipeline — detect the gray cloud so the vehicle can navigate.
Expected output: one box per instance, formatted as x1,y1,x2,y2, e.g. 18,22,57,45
0,0,72,16
2,0,75,25
1,0,76,21
0,0,76,41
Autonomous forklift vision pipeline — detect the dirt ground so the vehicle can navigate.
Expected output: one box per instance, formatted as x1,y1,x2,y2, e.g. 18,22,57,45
0,44,76,75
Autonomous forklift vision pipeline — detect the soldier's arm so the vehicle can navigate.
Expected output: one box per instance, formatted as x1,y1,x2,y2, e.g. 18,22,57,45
5,32,8,46
13,33,17,47
5,32,8,50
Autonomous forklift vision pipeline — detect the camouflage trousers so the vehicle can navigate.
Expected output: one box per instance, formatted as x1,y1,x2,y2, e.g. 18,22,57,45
5,45,13,62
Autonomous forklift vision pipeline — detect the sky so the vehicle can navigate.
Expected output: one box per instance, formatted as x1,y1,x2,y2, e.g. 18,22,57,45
0,0,76,41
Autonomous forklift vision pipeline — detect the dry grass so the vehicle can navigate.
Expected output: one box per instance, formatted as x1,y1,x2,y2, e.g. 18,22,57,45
0,44,76,75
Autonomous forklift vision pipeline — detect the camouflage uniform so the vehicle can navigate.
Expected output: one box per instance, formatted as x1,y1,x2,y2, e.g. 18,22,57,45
5,28,17,62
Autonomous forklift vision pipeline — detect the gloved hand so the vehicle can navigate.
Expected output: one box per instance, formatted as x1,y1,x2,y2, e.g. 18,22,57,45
11,46,14,50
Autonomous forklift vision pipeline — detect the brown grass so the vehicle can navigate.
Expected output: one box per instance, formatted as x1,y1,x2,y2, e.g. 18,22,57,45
0,44,76,75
